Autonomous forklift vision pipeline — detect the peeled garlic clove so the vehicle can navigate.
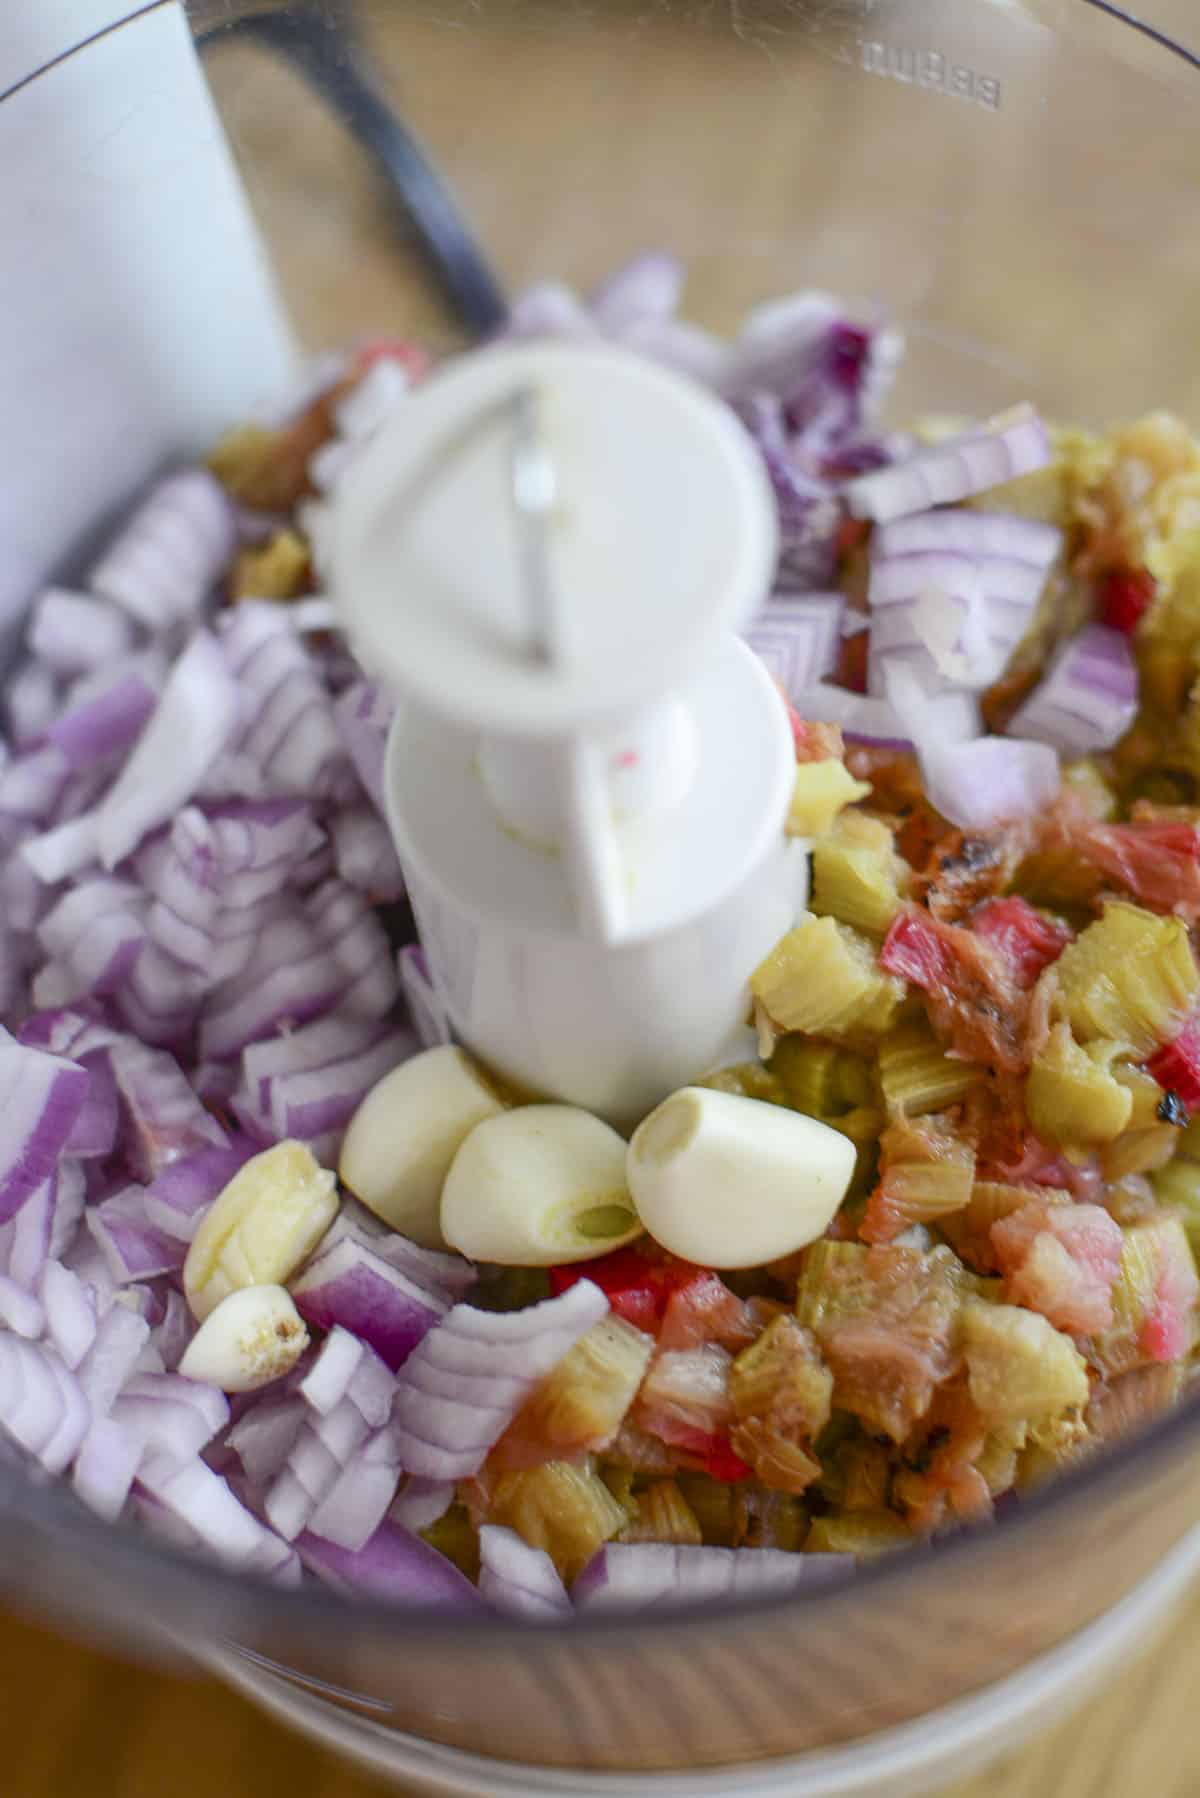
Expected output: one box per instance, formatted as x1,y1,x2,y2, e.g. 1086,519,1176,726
178,1284,309,1392
339,1045,505,1248
626,1086,854,1268
184,1139,338,1322
441,1105,642,1267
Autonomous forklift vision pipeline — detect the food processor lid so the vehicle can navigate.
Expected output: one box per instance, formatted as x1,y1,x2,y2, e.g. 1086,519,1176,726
330,340,779,739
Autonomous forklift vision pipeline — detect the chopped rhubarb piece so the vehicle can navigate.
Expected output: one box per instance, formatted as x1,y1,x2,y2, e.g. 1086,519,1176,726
992,1201,1123,1336
353,336,429,379
880,909,955,989
1099,566,1156,635
970,897,1072,991
1148,1017,1200,1109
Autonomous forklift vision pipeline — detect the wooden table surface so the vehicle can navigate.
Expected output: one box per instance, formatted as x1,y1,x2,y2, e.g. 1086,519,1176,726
8,3,1200,1794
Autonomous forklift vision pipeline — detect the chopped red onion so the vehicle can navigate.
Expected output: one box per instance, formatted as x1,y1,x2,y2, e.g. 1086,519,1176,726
264,1393,373,1540
37,877,148,1002
0,746,72,827
88,470,236,631
140,1141,256,1244
225,1392,307,1487
296,1520,483,1609
389,1475,454,1535
306,1417,404,1551
27,589,135,680
105,1037,227,1180
331,806,405,901
921,735,1061,832
1,1176,59,1292
0,1035,88,1225
64,1055,119,1160
588,252,685,335
84,630,243,873
723,291,902,452
745,593,845,697
315,1198,476,1301
6,664,61,750
873,508,1061,569
216,605,348,801
85,1187,185,1284
38,1261,98,1369
332,681,395,818
573,1543,854,1612
398,944,452,1051
136,1450,292,1572
240,1024,414,1166
298,1324,395,1426
197,880,397,1062
291,1237,448,1373
389,1279,609,1480
0,1335,90,1473
846,404,1051,523
0,1272,45,1338
478,1525,572,1622
72,1414,141,1521
46,662,161,771
143,802,323,978
1008,623,1138,755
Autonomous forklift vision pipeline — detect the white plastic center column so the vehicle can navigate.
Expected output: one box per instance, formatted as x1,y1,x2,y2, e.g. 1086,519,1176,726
331,343,807,1126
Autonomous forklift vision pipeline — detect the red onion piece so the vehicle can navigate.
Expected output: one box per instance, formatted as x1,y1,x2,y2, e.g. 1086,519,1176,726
398,944,452,1051
0,1272,44,1339
137,1450,291,1572
478,1525,572,1622
745,593,844,697
315,1198,476,1301
588,252,685,334
296,1520,483,1609
389,1475,454,1535
37,1260,97,1369
297,1324,395,1426
389,1279,609,1480
873,508,1061,569
572,1544,854,1612
846,404,1051,522
76,1302,151,1416
331,806,405,901
225,1393,307,1487
85,1187,185,1284
93,630,241,871
46,663,160,770
920,735,1061,831
1008,623,1138,755
88,470,237,631
333,681,395,817
140,1141,257,1244
27,589,135,679
0,1036,88,1225
72,1414,141,1521
291,1238,448,1374
307,1417,405,1551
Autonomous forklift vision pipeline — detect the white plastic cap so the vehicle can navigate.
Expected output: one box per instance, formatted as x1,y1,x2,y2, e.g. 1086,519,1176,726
329,341,778,739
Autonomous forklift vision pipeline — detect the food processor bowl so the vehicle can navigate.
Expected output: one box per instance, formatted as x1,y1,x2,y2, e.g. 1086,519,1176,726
3,0,1200,1789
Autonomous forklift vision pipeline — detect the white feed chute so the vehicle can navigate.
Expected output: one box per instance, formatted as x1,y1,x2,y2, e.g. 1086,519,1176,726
331,342,807,1124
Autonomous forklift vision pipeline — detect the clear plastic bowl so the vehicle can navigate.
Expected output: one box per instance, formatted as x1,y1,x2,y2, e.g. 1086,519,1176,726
3,0,1200,1782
